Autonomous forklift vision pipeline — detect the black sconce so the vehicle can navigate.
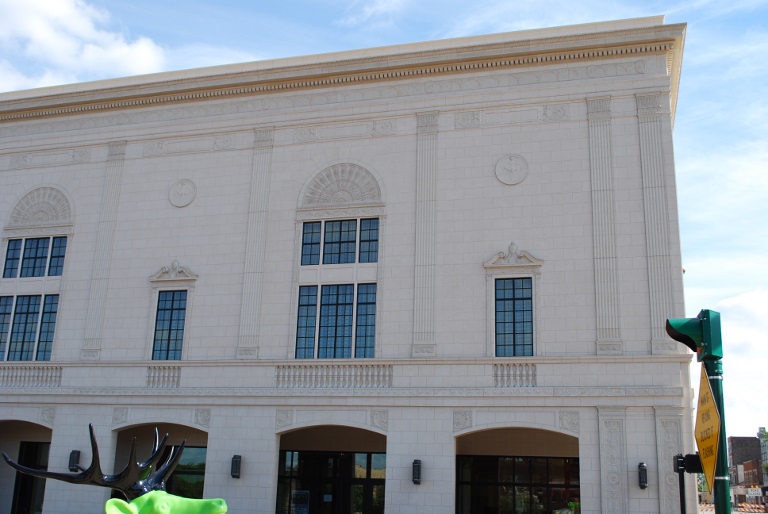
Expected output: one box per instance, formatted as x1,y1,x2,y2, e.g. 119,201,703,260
638,462,648,489
412,459,421,484
68,450,81,472
231,455,241,479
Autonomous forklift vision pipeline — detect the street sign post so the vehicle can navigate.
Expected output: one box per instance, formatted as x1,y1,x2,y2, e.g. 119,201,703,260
695,363,721,492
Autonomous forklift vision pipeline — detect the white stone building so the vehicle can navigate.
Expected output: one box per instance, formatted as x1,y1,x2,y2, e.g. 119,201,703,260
0,16,694,514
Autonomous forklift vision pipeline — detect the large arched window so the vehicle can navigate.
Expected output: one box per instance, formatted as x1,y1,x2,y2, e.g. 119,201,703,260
1,187,73,361
293,164,385,359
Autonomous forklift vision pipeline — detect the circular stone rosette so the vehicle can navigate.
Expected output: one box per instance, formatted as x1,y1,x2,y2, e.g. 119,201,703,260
494,155,529,185
169,179,197,208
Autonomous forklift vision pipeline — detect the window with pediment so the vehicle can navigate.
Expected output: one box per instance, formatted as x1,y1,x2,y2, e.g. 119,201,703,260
294,164,385,359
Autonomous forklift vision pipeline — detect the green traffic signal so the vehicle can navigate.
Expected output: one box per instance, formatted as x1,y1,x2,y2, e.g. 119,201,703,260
665,309,722,361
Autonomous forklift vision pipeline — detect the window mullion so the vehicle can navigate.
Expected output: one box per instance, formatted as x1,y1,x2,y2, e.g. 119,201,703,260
351,285,359,358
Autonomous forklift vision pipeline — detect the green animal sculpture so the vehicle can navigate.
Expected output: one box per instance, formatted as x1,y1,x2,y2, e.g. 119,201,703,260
2,424,227,514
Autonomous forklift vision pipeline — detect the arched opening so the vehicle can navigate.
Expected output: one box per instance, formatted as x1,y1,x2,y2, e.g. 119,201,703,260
277,425,386,514
456,428,580,514
114,423,208,499
0,420,52,514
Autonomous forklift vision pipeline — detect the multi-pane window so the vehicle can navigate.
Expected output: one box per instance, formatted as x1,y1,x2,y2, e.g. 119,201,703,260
495,278,533,357
0,295,59,361
164,446,206,499
3,237,67,278
295,283,377,359
301,219,379,265
152,290,187,360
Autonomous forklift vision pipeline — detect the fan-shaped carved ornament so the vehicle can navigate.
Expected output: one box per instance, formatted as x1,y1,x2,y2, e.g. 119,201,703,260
8,187,73,228
301,163,382,208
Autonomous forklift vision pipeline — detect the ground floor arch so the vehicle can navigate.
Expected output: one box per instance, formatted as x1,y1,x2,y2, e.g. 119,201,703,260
277,425,386,514
0,420,52,514
456,427,580,514
115,423,209,499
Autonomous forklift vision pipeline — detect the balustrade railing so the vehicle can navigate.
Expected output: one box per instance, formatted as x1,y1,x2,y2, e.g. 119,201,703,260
0,365,63,387
276,363,393,388
493,362,536,387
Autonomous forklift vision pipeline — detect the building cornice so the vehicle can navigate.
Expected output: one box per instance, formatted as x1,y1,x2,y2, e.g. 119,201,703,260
0,22,685,123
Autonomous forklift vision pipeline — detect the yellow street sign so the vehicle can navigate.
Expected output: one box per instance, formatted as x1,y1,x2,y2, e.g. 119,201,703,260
695,363,721,492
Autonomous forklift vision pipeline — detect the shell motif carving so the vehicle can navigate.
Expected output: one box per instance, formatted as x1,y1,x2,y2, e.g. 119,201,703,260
9,187,72,227
301,163,382,207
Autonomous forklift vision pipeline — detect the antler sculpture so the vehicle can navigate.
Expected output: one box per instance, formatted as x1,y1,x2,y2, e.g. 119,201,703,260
2,424,185,501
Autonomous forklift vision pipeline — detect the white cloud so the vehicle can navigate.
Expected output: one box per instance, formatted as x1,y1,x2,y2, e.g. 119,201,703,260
336,0,408,28
0,0,166,91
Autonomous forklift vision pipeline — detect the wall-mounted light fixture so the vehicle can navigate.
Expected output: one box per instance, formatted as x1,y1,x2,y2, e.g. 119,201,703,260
412,459,422,484
68,450,81,472
231,455,242,479
638,462,648,489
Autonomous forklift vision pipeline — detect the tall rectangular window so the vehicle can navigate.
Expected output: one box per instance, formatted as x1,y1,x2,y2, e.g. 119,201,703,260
3,237,67,278
36,295,59,361
0,296,12,359
300,219,379,266
295,283,376,359
152,290,187,360
495,278,533,357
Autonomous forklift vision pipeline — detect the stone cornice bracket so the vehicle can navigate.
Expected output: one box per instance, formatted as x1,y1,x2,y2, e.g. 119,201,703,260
149,260,198,286
483,242,544,275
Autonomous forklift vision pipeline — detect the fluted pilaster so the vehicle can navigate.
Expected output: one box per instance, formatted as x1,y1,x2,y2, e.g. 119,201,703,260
587,97,623,355
636,94,675,350
81,141,126,360
236,128,275,359
412,112,438,357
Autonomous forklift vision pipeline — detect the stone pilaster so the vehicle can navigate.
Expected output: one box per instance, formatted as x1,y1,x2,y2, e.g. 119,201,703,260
599,407,628,513
412,112,438,357
81,141,126,360
655,407,684,514
636,94,675,352
236,128,275,359
587,97,623,355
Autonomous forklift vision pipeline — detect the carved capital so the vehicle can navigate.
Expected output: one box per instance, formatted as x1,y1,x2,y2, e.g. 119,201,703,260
417,112,438,134
587,97,611,119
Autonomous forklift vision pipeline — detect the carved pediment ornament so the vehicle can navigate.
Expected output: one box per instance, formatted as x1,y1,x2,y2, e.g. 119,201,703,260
149,260,198,283
484,242,543,270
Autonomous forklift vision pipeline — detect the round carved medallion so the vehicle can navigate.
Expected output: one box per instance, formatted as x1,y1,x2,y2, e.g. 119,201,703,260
169,179,197,208
495,155,529,185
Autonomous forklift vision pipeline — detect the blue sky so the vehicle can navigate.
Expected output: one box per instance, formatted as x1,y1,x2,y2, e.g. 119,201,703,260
0,0,766,439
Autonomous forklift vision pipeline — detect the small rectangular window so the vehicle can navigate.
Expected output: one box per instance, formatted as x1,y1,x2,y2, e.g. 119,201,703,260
152,290,187,360
3,240,22,278
323,220,357,265
495,278,533,357
359,219,379,263
301,222,321,265
20,238,50,278
47,237,67,276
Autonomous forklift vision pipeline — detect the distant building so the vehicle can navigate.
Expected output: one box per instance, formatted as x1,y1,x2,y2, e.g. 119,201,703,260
0,16,691,514
759,427,768,484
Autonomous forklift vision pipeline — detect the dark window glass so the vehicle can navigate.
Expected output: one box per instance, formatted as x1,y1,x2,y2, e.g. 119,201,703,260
354,284,376,358
7,295,41,361
36,295,58,361
495,278,533,357
152,290,187,360
323,220,357,264
295,286,318,358
301,222,321,265
165,446,206,499
0,296,12,360
318,284,354,358
456,455,580,514
47,237,67,276
359,218,379,263
3,239,22,278
20,238,50,278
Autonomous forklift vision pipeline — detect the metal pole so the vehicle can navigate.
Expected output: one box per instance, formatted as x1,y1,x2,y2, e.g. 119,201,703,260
705,359,731,514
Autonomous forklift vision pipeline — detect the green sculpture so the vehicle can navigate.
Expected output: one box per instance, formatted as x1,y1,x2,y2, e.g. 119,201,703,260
2,424,227,514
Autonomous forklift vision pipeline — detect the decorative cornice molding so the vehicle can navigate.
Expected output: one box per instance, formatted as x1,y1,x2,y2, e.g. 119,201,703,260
0,26,683,123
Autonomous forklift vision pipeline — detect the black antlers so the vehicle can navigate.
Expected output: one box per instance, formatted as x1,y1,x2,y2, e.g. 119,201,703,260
2,424,185,501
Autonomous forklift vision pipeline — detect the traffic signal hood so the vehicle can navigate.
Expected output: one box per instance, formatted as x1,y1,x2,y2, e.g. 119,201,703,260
665,309,723,361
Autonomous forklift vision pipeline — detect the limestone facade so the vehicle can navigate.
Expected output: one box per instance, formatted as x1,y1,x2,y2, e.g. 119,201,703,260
0,16,693,514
